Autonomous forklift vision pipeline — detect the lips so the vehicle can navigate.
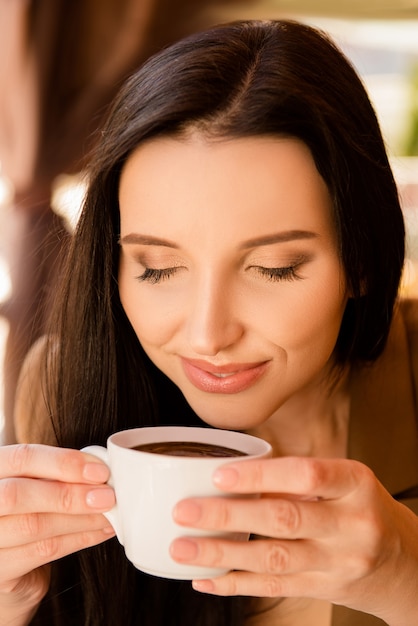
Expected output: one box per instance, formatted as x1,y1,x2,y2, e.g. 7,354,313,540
180,357,268,394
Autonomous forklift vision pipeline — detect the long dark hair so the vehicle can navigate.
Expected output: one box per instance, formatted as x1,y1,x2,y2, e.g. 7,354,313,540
35,19,404,625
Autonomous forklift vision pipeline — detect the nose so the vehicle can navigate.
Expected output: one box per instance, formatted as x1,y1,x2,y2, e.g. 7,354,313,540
186,276,244,356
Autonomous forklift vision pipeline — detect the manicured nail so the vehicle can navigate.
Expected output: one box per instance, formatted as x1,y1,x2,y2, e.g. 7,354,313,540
173,500,202,525
213,466,239,489
170,538,198,561
192,579,215,593
86,487,115,509
83,463,110,483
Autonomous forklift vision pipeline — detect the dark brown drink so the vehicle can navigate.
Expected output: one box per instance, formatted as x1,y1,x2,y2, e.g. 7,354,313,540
131,441,247,458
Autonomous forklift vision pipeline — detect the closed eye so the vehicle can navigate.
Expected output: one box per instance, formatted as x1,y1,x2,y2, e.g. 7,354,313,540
249,265,302,282
136,267,180,284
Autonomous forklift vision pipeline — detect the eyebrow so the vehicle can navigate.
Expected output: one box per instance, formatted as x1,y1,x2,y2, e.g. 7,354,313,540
119,230,318,249
239,230,318,249
119,234,179,248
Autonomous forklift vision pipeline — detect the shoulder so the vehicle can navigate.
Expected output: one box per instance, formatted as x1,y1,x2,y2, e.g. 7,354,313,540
14,335,57,445
398,297,418,333
397,298,418,381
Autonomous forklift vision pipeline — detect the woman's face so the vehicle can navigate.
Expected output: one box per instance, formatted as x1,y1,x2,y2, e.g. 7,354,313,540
118,134,349,430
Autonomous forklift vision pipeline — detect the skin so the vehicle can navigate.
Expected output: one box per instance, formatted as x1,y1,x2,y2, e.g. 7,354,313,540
117,134,418,625
1,134,418,625
0,444,116,626
172,457,418,624
118,135,349,433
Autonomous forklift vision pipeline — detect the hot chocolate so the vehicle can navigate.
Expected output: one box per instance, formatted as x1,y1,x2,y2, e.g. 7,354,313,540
131,440,247,458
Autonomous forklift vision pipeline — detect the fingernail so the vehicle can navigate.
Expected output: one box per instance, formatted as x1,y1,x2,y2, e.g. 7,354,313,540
86,487,115,509
192,579,215,593
83,463,110,483
173,500,202,525
170,538,198,561
213,466,239,489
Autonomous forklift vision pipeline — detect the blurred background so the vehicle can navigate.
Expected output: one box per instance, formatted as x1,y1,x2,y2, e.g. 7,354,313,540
1,0,418,444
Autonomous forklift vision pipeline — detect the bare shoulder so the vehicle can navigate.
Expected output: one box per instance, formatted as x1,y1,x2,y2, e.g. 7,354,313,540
14,335,57,445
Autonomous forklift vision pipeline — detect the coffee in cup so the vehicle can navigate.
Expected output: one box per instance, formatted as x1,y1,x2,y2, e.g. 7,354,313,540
82,425,271,580
130,440,247,457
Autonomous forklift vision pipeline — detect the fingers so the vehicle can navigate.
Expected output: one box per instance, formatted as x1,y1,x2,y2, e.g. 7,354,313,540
0,477,115,516
191,569,325,599
171,536,330,576
212,456,371,499
0,444,115,600
0,513,111,548
173,496,338,539
0,444,109,484
171,535,324,598
0,526,115,584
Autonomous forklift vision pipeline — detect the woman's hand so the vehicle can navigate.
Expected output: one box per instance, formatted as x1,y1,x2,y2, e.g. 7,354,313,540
171,456,418,626
0,443,115,625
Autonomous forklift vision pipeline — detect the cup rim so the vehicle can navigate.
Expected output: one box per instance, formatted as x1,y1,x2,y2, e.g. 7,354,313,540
108,425,272,459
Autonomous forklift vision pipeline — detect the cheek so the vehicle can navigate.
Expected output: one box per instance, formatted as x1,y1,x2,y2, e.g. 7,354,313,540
119,278,178,347
260,273,347,358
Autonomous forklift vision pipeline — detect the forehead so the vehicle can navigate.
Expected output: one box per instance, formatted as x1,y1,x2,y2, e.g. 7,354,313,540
119,134,335,241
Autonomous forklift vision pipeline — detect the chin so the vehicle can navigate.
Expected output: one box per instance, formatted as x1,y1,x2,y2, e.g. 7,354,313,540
189,404,273,432
179,384,287,431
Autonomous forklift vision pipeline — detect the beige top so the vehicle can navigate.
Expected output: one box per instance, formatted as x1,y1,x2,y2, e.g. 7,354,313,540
14,300,418,626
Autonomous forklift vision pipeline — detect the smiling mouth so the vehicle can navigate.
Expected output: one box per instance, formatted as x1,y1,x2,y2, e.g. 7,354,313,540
212,371,238,378
180,358,268,394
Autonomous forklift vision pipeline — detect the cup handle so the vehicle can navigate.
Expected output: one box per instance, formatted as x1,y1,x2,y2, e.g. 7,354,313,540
81,445,123,544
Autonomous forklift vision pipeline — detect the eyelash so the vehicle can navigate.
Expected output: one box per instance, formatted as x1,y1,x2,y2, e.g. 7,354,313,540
136,264,301,284
251,265,301,282
136,267,179,284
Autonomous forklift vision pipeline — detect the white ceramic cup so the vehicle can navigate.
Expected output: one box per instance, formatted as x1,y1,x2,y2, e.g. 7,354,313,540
82,426,272,580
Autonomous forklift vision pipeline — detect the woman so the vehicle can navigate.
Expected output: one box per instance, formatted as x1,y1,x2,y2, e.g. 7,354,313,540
2,19,417,626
